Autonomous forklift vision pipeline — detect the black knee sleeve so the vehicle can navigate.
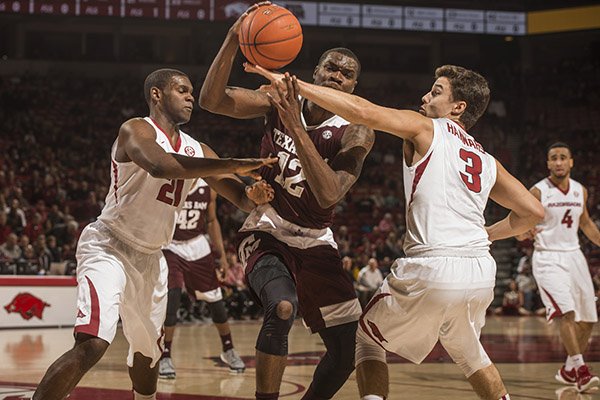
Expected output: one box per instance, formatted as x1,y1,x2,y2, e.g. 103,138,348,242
207,300,228,324
303,321,358,399
164,288,182,327
255,276,298,356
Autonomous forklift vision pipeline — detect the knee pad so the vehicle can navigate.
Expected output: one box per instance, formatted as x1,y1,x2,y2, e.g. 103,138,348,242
207,300,228,324
355,326,386,366
256,276,298,356
164,288,182,327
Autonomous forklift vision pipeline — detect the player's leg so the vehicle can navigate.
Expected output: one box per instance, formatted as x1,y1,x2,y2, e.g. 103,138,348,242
121,251,169,398
575,321,594,353
34,224,126,399
207,299,246,372
301,321,357,399
467,365,508,400
247,254,298,399
355,322,389,399
159,286,182,379
33,333,110,400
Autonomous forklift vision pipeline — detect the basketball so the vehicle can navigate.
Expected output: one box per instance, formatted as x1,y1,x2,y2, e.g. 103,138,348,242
238,4,303,70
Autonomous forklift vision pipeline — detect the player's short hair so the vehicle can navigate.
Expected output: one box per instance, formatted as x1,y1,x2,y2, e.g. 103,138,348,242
547,142,572,157
317,47,361,78
435,65,490,130
144,68,188,105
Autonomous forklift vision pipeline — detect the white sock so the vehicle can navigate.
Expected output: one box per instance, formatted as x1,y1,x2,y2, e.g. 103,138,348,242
499,395,510,400
566,354,584,370
133,391,156,400
361,396,384,400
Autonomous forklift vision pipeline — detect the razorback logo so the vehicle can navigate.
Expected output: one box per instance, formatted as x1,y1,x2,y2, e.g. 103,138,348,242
4,292,50,320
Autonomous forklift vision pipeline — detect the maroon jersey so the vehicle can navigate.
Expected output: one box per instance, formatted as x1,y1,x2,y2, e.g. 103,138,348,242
258,107,349,229
172,180,211,241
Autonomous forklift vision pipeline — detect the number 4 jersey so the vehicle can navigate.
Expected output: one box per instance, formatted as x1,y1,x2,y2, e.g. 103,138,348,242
533,177,584,251
98,117,203,254
403,118,497,257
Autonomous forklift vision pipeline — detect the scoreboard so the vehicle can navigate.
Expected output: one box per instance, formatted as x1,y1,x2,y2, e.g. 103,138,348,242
0,0,527,35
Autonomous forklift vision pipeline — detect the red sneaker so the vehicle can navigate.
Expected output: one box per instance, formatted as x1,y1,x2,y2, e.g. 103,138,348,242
555,365,577,385
576,365,600,393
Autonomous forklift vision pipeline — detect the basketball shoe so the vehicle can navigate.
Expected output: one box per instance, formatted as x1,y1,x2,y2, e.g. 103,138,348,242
555,365,577,386
576,365,599,393
220,348,245,373
159,357,176,379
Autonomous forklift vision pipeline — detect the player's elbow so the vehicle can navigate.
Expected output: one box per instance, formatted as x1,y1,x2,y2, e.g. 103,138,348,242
531,202,545,223
315,193,339,209
199,93,218,112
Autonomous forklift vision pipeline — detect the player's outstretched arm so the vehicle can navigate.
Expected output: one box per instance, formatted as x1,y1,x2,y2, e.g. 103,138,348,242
515,187,542,241
580,187,600,247
486,160,545,242
245,65,433,152
200,143,275,213
198,2,271,119
117,118,277,181
267,75,374,208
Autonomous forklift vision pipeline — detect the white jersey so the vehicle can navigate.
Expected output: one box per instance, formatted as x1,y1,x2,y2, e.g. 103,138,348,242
98,117,204,254
533,178,584,251
403,118,497,257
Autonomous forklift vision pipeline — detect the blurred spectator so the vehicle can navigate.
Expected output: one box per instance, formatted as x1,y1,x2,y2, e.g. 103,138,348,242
494,280,530,316
47,235,62,262
24,212,44,242
378,212,395,234
6,199,26,234
357,258,383,308
0,233,22,262
0,211,12,244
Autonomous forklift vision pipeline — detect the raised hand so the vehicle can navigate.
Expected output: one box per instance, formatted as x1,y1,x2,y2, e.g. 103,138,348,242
233,157,278,180
266,73,304,136
244,62,284,85
246,179,275,205
229,1,271,37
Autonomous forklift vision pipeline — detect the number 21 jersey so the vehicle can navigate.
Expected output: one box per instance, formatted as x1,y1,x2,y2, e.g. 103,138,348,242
98,117,203,254
403,118,497,257
533,178,584,251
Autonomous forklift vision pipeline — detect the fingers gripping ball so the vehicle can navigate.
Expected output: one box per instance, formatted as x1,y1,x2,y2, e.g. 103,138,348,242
238,4,303,70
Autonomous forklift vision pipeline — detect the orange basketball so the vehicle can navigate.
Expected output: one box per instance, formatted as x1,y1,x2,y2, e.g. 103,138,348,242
238,4,303,70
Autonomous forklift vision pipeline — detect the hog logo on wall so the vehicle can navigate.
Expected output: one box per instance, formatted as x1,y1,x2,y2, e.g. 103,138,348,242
4,292,51,320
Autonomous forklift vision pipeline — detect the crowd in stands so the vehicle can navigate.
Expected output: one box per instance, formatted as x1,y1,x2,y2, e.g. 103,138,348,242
0,61,598,318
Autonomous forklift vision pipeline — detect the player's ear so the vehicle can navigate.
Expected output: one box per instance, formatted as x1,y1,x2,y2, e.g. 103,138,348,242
312,65,319,80
451,100,467,117
150,86,161,103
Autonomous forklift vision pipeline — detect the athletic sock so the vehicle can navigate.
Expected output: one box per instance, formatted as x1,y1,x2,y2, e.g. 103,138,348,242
133,391,156,400
220,333,234,352
162,340,172,359
361,396,385,400
256,391,279,400
566,354,584,370
499,395,510,400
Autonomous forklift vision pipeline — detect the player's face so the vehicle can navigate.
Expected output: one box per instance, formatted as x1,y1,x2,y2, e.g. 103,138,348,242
313,53,359,94
161,75,195,124
547,147,573,178
420,77,461,119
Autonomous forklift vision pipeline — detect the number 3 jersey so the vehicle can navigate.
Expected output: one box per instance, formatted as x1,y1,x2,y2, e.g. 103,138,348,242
533,178,584,251
403,118,497,257
254,106,350,229
98,117,203,254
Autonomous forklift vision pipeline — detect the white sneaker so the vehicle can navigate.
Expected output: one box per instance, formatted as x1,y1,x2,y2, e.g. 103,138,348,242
220,348,245,373
159,357,176,379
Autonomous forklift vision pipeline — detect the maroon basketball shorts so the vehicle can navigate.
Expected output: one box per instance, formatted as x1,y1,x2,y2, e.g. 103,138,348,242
238,231,361,333
162,250,220,301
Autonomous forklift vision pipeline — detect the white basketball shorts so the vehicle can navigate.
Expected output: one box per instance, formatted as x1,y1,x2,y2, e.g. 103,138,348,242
356,255,496,377
532,249,597,323
74,221,168,367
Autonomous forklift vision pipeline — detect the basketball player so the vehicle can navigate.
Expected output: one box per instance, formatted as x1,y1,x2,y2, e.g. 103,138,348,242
159,180,245,379
32,68,276,400
199,7,374,400
247,64,544,399
518,142,600,393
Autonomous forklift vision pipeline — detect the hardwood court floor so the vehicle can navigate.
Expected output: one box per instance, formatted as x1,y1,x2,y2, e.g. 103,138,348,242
1,316,599,399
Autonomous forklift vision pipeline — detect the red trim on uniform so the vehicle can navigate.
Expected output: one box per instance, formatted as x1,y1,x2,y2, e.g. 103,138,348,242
410,152,433,203
358,293,391,350
111,160,119,204
542,287,563,321
0,276,77,286
157,326,165,354
547,177,570,195
74,276,100,337
151,118,182,152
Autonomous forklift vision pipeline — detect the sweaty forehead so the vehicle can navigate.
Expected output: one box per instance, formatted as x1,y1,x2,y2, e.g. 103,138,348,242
321,53,358,71
433,77,451,91
170,75,192,88
548,147,571,158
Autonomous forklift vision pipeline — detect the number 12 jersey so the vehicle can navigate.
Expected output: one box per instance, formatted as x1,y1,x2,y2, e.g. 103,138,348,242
402,118,497,257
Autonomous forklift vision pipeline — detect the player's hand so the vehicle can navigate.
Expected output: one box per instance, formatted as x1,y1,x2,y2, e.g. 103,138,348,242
244,62,285,85
515,227,542,241
267,73,304,136
245,179,275,205
233,157,278,179
229,1,271,37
